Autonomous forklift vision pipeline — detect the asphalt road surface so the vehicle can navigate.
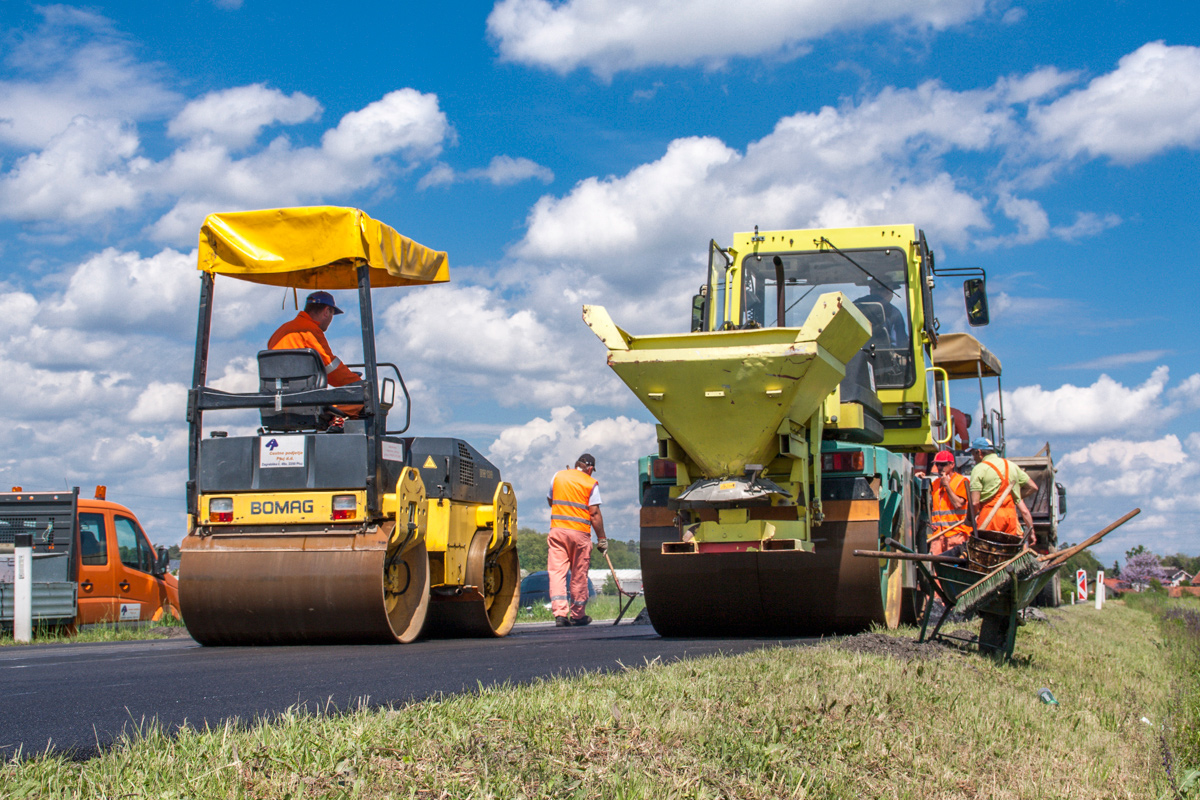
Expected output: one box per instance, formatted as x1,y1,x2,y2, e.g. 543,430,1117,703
0,621,819,758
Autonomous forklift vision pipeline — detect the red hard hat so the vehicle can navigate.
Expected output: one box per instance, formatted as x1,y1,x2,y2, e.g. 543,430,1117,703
933,450,955,464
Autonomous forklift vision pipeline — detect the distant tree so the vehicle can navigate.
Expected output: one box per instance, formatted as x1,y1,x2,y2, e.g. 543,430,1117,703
599,575,617,596
592,538,640,569
1161,553,1200,576
1062,545,1102,578
516,528,548,572
1126,544,1147,560
1111,560,1120,578
519,530,640,574
1123,552,1169,588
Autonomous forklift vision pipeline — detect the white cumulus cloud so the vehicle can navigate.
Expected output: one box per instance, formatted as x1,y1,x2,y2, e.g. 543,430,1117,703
488,0,987,78
167,84,322,149
0,7,180,149
321,88,450,162
994,366,1200,437
419,155,554,189
487,406,656,535
1032,42,1200,164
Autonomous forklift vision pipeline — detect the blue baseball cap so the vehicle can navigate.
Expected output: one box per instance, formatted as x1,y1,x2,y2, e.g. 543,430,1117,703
306,290,343,315
969,436,994,451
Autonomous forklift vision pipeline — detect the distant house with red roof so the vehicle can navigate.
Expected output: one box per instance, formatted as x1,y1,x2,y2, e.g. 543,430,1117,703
1166,569,1194,588
1103,577,1128,597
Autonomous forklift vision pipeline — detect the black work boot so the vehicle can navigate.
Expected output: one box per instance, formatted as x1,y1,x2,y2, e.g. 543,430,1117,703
554,616,571,627
571,615,592,627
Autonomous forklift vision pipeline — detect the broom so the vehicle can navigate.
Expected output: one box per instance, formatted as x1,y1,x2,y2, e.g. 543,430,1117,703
953,548,1041,616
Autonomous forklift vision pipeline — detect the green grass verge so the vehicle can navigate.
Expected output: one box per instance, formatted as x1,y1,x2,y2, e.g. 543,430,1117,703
1126,592,1200,797
0,614,188,647
517,594,646,624
0,599,1179,798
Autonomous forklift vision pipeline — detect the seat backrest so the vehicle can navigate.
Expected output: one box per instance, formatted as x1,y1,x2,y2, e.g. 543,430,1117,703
855,301,890,348
257,349,329,431
257,349,327,394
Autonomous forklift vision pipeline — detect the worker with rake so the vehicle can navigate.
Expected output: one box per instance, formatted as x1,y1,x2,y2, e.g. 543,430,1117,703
968,437,1037,543
547,453,608,627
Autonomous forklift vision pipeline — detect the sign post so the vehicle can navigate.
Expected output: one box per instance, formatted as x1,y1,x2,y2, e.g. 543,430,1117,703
1076,569,1087,603
13,532,32,644
1095,570,1105,609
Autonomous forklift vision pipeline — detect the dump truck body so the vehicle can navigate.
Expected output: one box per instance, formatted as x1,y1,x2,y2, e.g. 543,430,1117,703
1,488,178,629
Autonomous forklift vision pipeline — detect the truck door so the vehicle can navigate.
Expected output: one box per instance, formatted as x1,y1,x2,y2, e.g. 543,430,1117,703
76,511,118,624
112,514,164,621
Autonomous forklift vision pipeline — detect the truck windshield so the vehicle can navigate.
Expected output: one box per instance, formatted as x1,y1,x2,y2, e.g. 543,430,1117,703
741,247,914,388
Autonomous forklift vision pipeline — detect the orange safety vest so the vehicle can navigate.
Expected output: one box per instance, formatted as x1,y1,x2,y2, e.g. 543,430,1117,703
929,471,969,541
977,459,1020,534
268,312,360,387
550,469,598,533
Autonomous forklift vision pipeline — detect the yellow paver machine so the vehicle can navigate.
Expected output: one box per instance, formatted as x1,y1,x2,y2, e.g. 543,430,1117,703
179,207,519,645
587,224,993,636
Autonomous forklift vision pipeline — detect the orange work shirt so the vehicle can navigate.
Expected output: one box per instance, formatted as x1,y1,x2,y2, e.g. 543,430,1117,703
267,311,360,387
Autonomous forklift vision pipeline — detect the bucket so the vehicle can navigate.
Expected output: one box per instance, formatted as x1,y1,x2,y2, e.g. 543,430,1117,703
967,528,1023,571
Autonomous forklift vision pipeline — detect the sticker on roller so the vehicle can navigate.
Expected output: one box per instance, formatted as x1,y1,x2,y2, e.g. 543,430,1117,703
260,436,305,468
119,603,141,621
382,441,404,462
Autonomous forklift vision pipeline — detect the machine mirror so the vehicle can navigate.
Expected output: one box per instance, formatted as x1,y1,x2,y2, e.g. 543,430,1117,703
154,545,170,575
964,278,989,326
1056,482,1068,519
690,293,707,332
380,377,396,411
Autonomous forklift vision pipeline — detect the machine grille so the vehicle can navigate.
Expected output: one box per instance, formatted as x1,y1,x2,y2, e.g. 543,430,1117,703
0,517,38,544
457,442,471,459
459,456,475,486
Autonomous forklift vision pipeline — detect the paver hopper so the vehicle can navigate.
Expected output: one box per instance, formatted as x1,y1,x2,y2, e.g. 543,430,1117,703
179,207,519,645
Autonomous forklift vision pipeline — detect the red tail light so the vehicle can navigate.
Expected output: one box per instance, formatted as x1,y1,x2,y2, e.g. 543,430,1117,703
822,452,865,473
332,494,357,521
209,497,233,523
651,459,677,479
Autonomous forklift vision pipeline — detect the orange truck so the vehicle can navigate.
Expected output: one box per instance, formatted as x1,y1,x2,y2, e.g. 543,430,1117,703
1,486,180,630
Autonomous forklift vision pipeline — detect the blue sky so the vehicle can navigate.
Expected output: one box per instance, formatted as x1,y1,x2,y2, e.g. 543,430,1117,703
0,1,1197,566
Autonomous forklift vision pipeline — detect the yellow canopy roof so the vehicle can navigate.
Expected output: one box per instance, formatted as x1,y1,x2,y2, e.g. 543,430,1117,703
197,206,450,289
931,332,1002,378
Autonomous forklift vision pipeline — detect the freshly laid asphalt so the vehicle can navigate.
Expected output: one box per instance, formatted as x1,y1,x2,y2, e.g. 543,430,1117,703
0,621,820,758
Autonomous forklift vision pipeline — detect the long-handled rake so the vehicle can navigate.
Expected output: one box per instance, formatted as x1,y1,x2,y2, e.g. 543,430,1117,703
601,549,641,625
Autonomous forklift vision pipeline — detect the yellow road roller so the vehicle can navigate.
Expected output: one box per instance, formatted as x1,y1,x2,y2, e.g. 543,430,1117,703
179,207,519,645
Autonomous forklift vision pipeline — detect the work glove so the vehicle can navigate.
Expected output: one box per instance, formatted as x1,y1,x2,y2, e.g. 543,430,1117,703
596,538,608,554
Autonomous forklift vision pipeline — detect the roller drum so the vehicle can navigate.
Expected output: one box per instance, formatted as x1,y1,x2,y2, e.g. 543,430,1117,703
179,526,430,645
640,520,886,637
423,531,520,638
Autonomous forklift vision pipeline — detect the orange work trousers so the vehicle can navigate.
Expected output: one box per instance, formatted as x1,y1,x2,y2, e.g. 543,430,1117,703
547,526,592,620
978,494,1021,536
929,525,970,556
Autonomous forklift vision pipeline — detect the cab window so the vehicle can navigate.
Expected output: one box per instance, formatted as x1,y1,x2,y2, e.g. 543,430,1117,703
114,516,155,573
79,512,108,566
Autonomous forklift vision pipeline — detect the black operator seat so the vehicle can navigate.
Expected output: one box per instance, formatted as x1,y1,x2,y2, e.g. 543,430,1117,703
257,348,331,432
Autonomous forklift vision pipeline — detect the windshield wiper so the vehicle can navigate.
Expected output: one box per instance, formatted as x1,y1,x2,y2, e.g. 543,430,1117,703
817,236,895,293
